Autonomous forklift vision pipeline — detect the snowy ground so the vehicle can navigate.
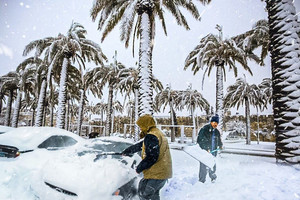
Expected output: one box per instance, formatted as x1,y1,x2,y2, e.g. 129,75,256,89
162,148,300,200
1,138,300,200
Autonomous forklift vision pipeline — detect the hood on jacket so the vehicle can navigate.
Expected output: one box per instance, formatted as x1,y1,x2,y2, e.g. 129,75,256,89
136,114,156,134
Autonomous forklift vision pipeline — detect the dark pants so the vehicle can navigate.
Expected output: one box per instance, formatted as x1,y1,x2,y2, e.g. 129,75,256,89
199,162,217,183
138,178,167,200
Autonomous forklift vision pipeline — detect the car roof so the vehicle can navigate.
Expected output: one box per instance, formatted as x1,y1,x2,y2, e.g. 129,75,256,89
0,126,15,133
0,126,84,151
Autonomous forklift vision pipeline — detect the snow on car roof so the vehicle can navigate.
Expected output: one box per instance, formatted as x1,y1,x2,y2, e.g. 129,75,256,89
0,126,15,133
0,126,84,151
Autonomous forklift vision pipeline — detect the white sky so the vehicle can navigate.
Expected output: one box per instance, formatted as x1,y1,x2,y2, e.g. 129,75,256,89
0,0,300,117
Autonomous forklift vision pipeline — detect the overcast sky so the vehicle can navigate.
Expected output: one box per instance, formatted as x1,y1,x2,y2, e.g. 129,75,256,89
1,0,300,116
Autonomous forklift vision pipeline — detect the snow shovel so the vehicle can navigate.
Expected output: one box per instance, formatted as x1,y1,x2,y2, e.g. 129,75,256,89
182,145,217,169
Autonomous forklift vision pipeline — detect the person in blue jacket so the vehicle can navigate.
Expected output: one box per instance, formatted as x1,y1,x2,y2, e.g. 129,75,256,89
197,114,223,183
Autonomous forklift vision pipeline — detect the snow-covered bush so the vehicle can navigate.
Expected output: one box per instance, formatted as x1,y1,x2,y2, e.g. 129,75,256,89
225,120,246,140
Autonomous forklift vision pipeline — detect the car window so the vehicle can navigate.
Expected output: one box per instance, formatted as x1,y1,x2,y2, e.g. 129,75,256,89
38,136,77,149
91,141,132,152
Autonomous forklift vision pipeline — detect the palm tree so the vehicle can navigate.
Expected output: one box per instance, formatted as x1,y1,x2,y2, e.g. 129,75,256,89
91,0,210,116
118,67,140,140
224,76,263,145
94,52,125,136
266,0,300,163
177,85,210,142
16,57,47,127
11,65,36,128
0,72,18,126
118,66,163,140
125,100,135,137
23,21,107,129
77,68,103,135
111,100,123,134
94,101,107,135
232,19,269,65
258,78,272,108
155,84,179,142
0,86,8,115
184,25,252,135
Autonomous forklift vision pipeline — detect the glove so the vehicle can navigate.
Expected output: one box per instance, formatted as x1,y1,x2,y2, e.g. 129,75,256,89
122,148,132,156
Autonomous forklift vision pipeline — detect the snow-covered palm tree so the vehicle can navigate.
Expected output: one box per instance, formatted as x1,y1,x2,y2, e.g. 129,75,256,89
177,85,210,142
118,67,140,140
77,68,103,135
16,57,47,127
11,65,36,128
232,19,269,65
258,78,272,108
94,52,125,136
0,85,8,115
91,0,210,116
23,21,106,129
0,72,18,126
184,25,251,135
118,66,163,140
125,100,135,137
94,101,107,135
224,77,263,145
155,84,179,142
111,100,123,134
266,0,300,163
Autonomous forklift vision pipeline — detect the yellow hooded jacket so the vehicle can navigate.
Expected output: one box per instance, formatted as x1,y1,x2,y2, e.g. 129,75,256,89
136,114,172,179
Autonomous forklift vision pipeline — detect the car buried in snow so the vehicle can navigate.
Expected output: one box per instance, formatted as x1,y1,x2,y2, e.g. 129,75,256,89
0,126,84,158
0,126,141,200
34,137,141,200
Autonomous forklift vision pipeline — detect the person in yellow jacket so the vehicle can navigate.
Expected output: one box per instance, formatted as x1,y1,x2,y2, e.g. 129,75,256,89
122,114,172,200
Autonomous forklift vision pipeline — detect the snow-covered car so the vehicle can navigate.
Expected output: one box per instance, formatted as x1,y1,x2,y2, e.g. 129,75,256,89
0,125,15,134
0,126,84,158
35,137,141,200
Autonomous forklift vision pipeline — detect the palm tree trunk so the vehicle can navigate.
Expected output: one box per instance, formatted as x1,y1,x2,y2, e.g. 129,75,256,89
245,98,251,145
191,106,196,143
170,101,175,142
100,110,104,136
129,105,133,138
77,89,85,135
137,12,154,116
50,105,54,127
0,95,3,114
49,74,54,127
111,110,115,134
4,89,14,126
56,58,69,129
257,107,260,144
11,89,22,128
35,79,47,127
215,65,224,135
105,85,113,136
31,107,35,126
65,98,70,130
267,0,300,163
134,88,139,141
43,103,47,126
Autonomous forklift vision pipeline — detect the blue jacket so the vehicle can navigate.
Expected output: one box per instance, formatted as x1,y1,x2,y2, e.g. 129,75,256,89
197,124,223,156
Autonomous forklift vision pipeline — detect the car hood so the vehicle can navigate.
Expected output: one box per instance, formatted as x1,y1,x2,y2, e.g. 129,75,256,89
37,153,140,199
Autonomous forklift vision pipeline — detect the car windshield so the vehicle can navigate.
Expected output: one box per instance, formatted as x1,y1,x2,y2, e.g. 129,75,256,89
78,139,132,159
38,136,78,149
91,140,132,152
